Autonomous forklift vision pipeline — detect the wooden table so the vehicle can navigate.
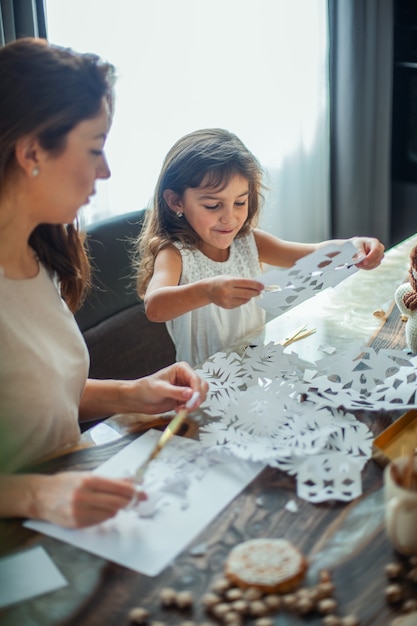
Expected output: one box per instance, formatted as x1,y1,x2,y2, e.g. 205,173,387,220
2,236,417,626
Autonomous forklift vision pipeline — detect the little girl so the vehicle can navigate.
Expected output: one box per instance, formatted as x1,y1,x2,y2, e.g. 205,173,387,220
136,128,384,367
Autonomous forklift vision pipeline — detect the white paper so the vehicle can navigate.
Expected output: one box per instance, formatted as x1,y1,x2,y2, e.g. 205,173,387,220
25,431,264,577
257,242,360,316
0,546,67,608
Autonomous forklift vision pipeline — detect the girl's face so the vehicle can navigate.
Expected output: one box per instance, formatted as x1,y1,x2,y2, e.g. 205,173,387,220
30,98,111,225
176,173,250,262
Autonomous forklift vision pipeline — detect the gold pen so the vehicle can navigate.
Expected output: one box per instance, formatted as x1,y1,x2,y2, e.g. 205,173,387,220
133,391,200,484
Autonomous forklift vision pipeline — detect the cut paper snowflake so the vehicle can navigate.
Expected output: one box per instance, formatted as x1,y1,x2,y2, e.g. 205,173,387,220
257,242,361,316
192,332,417,503
296,454,363,503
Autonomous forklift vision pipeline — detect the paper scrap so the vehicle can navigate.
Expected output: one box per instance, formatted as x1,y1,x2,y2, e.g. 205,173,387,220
0,546,67,609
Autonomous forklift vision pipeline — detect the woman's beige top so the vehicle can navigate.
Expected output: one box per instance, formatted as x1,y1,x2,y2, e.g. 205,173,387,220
0,262,89,472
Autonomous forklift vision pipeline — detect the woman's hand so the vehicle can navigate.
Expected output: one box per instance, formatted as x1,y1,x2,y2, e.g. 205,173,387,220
128,361,208,415
31,472,143,528
350,236,385,270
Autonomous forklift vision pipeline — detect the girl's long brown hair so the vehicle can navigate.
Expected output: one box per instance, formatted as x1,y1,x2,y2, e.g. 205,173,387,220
136,128,264,298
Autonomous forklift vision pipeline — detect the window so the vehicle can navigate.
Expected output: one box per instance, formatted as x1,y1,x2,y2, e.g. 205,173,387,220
45,0,329,241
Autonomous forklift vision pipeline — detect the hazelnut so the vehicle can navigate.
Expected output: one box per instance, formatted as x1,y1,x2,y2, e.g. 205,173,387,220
295,596,315,615
159,587,177,607
318,598,338,615
385,562,403,579
385,583,404,604
403,598,417,613
281,593,297,610
225,588,244,602
340,616,360,626
263,594,282,611
231,600,248,615
128,607,150,624
212,603,232,619
211,578,231,594
316,581,336,599
254,618,274,626
175,590,193,609
202,593,221,610
243,587,263,601
248,600,268,617
322,617,342,626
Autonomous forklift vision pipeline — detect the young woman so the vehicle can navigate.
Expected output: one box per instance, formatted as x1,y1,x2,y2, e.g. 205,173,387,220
137,128,385,367
0,38,207,528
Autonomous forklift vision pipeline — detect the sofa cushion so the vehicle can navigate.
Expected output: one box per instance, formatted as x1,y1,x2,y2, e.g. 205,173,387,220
83,302,176,381
75,210,176,383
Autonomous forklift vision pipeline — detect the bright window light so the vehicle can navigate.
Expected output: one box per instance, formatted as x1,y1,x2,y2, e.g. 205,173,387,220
45,0,328,239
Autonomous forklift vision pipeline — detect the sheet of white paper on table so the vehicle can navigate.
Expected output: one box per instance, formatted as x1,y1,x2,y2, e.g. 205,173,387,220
25,431,264,577
0,545,67,608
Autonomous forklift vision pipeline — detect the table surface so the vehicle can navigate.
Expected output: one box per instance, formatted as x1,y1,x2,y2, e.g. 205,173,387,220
2,235,417,626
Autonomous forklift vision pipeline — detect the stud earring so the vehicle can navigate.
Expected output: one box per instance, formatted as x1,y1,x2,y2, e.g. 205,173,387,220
176,212,183,218
32,167,39,177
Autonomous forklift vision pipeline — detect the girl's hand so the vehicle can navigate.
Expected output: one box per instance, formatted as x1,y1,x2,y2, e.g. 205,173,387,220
129,361,208,415
350,236,385,270
33,472,142,528
206,276,264,309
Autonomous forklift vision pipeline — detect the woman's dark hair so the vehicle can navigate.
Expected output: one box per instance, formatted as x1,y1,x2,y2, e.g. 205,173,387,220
0,37,116,311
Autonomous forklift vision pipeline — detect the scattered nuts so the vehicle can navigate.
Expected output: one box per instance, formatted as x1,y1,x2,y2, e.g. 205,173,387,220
211,578,232,595
128,607,150,624
225,588,244,602
243,587,263,601
263,594,282,611
319,569,332,583
230,600,248,615
322,616,342,626
385,563,403,579
403,599,417,613
385,583,404,604
212,602,232,619
316,581,336,599
248,600,268,617
341,616,360,626
318,598,338,615
294,596,315,615
202,593,221,610
159,587,177,607
373,309,386,319
175,590,194,609
254,618,274,626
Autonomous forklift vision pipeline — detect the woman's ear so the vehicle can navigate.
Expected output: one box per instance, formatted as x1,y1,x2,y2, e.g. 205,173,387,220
14,136,41,176
163,189,183,213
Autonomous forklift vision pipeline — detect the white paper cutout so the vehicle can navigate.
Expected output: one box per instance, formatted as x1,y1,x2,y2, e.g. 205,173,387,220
257,242,360,316
194,337,417,503
25,431,264,577
297,454,362,503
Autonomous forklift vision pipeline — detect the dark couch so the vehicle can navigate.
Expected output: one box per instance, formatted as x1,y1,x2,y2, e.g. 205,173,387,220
75,209,176,384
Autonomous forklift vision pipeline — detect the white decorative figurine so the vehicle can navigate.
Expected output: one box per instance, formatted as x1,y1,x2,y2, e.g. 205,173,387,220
395,245,417,354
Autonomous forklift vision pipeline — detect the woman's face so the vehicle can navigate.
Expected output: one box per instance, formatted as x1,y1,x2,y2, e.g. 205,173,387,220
31,98,111,225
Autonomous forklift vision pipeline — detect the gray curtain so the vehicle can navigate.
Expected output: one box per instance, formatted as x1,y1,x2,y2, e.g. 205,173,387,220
329,0,393,246
0,0,46,45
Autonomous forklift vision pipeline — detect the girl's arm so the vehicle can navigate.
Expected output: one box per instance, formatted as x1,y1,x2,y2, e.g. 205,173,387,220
254,230,384,270
144,246,264,322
